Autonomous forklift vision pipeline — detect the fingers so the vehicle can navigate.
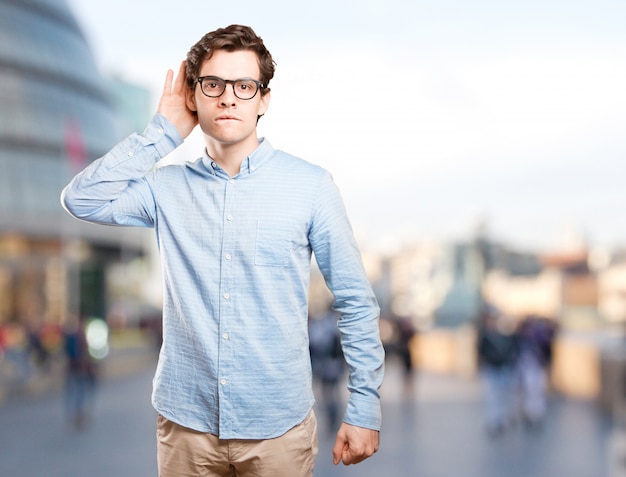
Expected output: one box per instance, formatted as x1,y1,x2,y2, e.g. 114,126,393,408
338,443,368,465
162,68,174,96
332,424,379,466
156,62,197,138
173,60,187,92
332,438,348,465
333,431,360,465
162,61,187,97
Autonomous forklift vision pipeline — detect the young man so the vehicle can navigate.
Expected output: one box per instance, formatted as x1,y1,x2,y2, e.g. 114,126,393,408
61,24,384,476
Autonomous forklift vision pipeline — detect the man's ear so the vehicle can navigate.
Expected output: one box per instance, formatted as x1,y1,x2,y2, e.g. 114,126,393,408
258,91,271,117
186,86,197,112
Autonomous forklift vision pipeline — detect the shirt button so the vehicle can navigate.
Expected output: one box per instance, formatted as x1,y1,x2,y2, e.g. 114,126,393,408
157,128,164,134
211,161,217,168
127,151,134,157
229,179,235,184
223,333,229,340
223,293,230,299
220,378,227,385
225,253,232,260
226,214,233,221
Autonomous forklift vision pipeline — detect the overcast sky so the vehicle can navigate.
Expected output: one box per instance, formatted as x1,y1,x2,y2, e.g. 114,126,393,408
67,0,626,254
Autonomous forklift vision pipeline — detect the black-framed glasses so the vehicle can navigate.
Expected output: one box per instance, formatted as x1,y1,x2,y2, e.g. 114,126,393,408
197,76,264,100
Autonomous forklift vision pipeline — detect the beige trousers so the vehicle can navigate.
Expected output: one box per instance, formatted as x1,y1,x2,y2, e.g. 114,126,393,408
156,410,318,477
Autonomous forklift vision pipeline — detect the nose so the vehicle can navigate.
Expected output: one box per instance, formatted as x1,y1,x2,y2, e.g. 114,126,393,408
219,84,237,106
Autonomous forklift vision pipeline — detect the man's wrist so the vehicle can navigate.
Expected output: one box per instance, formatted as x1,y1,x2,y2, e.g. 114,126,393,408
344,393,382,431
141,114,184,157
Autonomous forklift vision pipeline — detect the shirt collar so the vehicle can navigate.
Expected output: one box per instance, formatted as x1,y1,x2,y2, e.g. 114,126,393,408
241,137,273,175
200,138,274,176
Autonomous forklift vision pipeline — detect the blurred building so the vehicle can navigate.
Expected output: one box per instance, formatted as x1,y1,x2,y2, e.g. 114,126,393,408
106,75,153,138
597,250,626,325
0,0,151,329
375,224,612,331
378,236,543,329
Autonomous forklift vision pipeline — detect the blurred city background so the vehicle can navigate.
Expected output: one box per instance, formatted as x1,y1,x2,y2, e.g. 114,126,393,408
0,0,625,476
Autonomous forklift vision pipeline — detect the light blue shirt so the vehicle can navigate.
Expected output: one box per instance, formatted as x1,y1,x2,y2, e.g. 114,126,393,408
61,114,384,439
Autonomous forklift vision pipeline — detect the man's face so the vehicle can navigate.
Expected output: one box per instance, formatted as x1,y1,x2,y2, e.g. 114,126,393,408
187,49,270,149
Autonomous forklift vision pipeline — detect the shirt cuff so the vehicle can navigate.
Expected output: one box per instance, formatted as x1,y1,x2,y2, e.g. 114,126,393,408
141,114,184,157
344,391,382,431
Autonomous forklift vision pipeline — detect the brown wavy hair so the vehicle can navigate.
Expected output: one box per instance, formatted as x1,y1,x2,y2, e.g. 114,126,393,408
186,24,275,96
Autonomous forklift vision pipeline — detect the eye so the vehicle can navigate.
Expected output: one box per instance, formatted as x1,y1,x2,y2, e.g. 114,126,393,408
236,81,255,91
201,77,224,91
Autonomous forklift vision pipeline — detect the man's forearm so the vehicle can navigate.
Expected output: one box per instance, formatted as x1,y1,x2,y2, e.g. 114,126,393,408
61,114,182,225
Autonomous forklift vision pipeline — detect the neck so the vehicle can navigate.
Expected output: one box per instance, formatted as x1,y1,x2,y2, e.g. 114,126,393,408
205,136,259,177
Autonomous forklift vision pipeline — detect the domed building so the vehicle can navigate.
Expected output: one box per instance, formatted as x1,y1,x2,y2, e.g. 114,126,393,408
0,0,150,329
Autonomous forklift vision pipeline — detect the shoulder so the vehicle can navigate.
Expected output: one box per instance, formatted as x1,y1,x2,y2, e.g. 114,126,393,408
269,149,333,184
272,148,324,170
152,156,207,179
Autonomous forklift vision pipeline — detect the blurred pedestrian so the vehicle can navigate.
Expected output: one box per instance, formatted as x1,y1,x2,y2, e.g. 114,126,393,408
516,315,557,428
26,321,49,370
61,24,384,476
62,316,97,429
309,309,346,433
476,305,519,437
395,316,417,387
1,322,31,384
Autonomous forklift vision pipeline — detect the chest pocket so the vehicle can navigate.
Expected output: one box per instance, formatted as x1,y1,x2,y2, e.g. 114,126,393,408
254,222,293,267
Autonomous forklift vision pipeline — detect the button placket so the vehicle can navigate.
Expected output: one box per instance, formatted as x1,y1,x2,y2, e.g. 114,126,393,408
218,175,235,411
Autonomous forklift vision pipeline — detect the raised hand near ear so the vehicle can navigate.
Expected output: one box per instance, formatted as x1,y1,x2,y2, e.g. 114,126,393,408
157,61,198,139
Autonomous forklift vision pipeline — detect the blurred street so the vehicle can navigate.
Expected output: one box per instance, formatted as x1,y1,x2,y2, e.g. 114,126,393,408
317,360,618,477
0,344,622,477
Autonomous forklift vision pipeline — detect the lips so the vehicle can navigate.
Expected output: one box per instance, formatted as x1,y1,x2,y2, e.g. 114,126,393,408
216,114,239,122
